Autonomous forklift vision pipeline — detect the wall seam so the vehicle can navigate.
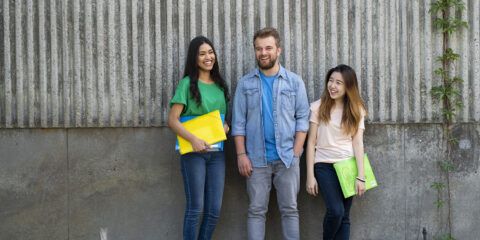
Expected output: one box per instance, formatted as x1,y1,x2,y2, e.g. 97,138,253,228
403,125,407,240
66,128,70,239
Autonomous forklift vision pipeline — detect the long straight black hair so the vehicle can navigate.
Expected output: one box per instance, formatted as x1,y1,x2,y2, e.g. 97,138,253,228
183,36,229,106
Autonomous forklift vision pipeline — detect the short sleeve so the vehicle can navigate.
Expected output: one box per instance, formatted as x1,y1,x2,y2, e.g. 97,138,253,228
358,108,366,129
309,100,321,124
170,77,189,108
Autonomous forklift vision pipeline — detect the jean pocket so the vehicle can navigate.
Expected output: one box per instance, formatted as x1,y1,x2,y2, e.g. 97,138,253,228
292,155,300,167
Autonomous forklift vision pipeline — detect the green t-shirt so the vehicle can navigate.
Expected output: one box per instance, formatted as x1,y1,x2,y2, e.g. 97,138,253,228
170,76,227,116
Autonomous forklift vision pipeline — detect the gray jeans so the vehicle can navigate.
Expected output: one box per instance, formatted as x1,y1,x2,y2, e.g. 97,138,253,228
246,157,300,240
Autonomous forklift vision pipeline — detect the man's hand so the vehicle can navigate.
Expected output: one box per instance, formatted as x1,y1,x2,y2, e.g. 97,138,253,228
237,154,253,178
293,147,302,157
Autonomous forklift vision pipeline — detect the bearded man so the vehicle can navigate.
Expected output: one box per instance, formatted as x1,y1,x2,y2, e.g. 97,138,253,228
231,27,310,240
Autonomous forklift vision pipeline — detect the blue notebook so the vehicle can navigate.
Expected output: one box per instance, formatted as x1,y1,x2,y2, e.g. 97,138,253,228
175,113,225,153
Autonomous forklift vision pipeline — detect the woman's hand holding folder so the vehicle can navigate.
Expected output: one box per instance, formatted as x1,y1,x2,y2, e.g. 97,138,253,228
355,180,366,196
191,137,212,153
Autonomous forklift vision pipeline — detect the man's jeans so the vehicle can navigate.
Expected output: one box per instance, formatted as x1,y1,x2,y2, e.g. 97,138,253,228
314,163,353,240
246,156,300,240
180,152,225,240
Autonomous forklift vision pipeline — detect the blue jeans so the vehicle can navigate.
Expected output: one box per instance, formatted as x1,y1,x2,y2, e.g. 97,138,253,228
314,163,353,240
180,151,225,240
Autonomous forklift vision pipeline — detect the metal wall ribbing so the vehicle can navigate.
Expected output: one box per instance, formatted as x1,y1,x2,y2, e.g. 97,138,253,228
1,0,479,128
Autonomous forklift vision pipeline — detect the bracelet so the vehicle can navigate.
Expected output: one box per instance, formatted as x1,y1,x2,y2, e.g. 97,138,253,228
237,152,246,156
356,177,366,183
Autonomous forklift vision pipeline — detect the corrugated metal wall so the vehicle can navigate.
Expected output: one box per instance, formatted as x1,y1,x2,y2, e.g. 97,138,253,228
1,0,479,128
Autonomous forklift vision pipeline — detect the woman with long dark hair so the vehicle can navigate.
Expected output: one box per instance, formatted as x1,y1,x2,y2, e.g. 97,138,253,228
305,64,367,240
168,36,229,240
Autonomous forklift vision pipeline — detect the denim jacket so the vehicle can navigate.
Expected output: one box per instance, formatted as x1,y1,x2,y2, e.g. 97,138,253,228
231,66,310,168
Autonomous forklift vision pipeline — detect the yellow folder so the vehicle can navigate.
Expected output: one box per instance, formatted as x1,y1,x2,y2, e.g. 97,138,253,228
176,110,227,155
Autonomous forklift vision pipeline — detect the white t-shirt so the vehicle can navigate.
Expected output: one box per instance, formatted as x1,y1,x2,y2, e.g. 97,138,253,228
309,100,365,163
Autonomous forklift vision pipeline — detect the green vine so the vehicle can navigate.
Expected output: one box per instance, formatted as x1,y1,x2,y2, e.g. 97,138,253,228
429,0,468,239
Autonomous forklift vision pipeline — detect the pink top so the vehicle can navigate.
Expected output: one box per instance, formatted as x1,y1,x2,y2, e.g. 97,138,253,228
309,100,365,164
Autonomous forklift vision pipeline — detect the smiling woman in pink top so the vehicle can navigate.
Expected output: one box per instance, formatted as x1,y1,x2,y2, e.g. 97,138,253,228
305,64,367,240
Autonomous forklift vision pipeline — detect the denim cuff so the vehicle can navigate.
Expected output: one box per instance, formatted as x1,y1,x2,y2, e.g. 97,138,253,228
295,120,309,132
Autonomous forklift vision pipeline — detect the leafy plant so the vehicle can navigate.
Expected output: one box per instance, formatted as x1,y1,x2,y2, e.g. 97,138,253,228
429,0,468,238
433,234,455,240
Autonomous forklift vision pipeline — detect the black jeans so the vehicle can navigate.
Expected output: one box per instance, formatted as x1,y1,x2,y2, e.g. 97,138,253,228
314,163,353,240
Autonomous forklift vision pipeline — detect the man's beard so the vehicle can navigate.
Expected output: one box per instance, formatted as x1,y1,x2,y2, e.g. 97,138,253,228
257,56,277,70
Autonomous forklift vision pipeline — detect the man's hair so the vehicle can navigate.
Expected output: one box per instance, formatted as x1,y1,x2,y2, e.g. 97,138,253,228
253,27,281,48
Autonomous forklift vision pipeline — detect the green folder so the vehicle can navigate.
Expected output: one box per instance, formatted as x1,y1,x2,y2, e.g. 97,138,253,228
333,154,378,198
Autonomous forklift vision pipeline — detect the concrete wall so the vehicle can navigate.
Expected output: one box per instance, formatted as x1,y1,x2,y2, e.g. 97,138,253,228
1,124,479,240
